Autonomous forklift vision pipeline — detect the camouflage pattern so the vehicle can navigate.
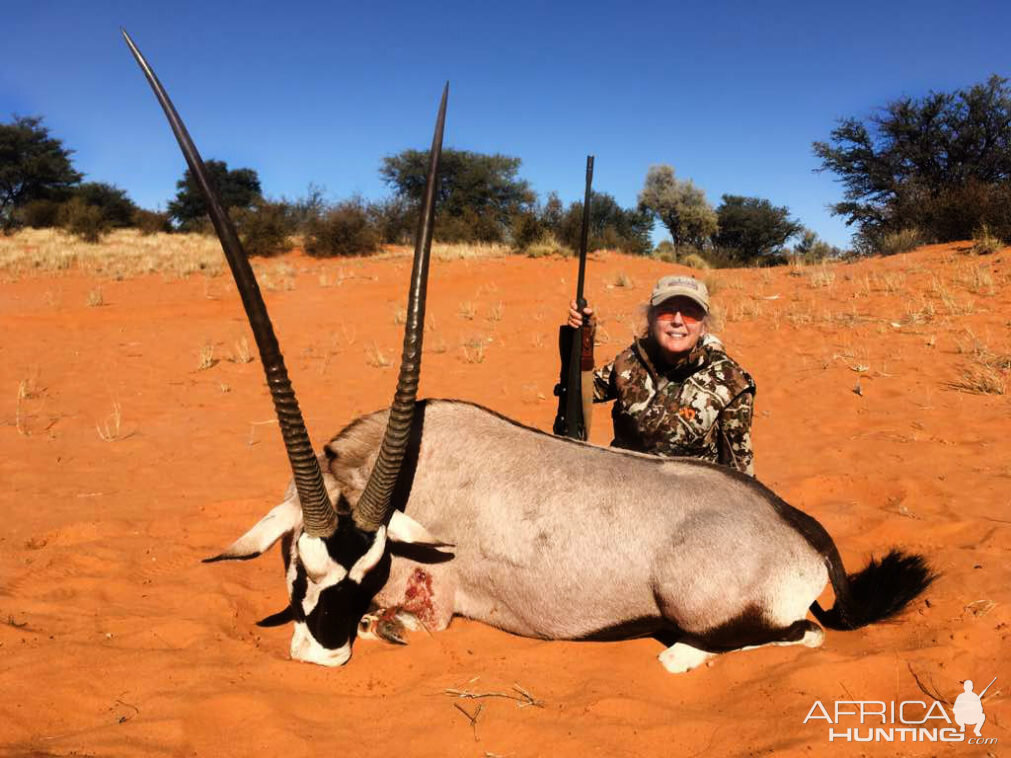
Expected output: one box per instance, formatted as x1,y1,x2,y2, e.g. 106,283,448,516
592,335,756,475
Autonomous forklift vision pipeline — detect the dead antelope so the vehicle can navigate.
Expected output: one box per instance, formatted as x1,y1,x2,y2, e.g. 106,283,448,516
124,31,934,672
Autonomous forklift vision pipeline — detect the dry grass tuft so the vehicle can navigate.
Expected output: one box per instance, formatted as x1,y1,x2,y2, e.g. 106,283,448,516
948,332,1010,395
867,271,906,294
946,365,1006,395
680,252,710,270
486,302,505,322
462,337,487,364
15,380,31,436
523,235,571,259
806,264,836,289
904,296,936,324
365,342,392,368
86,287,104,307
229,336,253,364
611,271,633,288
970,225,1004,255
197,343,217,370
956,264,996,295
878,228,925,256
458,301,477,321
254,261,296,291
96,401,125,442
726,298,764,322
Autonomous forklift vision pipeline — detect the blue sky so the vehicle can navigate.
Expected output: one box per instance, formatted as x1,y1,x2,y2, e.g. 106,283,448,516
3,0,1008,248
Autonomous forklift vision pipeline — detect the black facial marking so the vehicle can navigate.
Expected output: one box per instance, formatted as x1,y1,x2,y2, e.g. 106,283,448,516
289,517,392,651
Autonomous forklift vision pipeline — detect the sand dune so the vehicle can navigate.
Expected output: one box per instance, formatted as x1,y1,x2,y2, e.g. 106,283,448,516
1,242,1007,756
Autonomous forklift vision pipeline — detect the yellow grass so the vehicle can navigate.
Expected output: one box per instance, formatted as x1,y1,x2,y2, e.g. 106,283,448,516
0,228,224,279
429,241,510,260
0,230,515,280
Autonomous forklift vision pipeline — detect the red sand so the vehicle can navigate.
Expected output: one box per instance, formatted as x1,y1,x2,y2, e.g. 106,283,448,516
1,244,1007,756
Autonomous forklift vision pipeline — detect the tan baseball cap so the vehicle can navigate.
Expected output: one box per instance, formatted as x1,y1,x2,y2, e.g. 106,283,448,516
650,275,710,313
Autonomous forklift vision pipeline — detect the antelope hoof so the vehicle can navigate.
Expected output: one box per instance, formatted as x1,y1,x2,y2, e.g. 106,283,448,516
659,642,714,674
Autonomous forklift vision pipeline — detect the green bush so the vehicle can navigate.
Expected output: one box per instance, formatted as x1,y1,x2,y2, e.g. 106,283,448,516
435,207,504,244
369,196,414,245
305,199,381,257
133,209,172,235
20,199,62,228
58,196,107,242
72,183,137,228
510,210,545,252
235,201,294,257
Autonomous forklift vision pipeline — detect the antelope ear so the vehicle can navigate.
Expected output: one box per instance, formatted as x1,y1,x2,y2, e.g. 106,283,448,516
388,511,454,547
204,498,302,562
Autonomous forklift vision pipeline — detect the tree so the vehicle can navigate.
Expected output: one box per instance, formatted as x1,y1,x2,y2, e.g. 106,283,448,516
813,75,1011,246
168,159,262,231
72,182,138,228
714,195,802,262
0,116,82,230
554,192,653,255
380,149,535,242
793,228,844,262
637,165,718,249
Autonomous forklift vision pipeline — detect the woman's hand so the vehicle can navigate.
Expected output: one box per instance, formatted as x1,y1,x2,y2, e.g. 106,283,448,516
567,300,595,329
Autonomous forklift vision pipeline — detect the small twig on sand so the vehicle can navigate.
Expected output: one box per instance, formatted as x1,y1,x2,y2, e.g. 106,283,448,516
510,683,544,708
444,682,544,708
114,697,140,724
907,662,951,706
453,702,483,741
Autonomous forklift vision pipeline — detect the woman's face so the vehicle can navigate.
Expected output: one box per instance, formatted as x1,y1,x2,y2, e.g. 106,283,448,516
650,296,707,361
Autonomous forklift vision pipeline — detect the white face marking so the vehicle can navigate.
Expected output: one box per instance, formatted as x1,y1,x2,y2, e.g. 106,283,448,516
348,525,387,584
290,621,351,666
296,533,349,615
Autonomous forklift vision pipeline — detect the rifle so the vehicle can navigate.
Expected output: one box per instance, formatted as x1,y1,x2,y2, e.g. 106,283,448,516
553,155,595,440
979,676,997,698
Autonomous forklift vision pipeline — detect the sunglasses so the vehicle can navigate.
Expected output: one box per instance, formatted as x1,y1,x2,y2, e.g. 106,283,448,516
654,303,705,324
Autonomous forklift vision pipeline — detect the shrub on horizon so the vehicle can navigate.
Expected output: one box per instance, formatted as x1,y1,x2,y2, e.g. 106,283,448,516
305,199,381,257
235,201,294,257
58,196,107,243
133,209,172,235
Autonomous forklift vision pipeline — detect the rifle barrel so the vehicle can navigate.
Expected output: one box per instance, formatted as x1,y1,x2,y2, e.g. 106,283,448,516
575,155,594,307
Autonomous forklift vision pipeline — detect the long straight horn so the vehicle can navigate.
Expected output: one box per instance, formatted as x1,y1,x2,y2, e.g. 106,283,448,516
354,84,448,532
122,30,337,538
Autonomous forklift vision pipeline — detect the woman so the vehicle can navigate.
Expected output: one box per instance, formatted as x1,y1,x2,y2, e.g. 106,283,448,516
568,275,756,475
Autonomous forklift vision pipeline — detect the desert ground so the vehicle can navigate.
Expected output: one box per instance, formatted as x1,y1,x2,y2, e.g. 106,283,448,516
1,232,1008,757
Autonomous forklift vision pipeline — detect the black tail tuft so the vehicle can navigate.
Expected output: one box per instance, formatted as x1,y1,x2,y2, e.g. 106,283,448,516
812,549,936,630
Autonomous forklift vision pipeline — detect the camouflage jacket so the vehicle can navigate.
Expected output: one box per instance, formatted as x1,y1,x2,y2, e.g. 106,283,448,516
592,336,756,475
